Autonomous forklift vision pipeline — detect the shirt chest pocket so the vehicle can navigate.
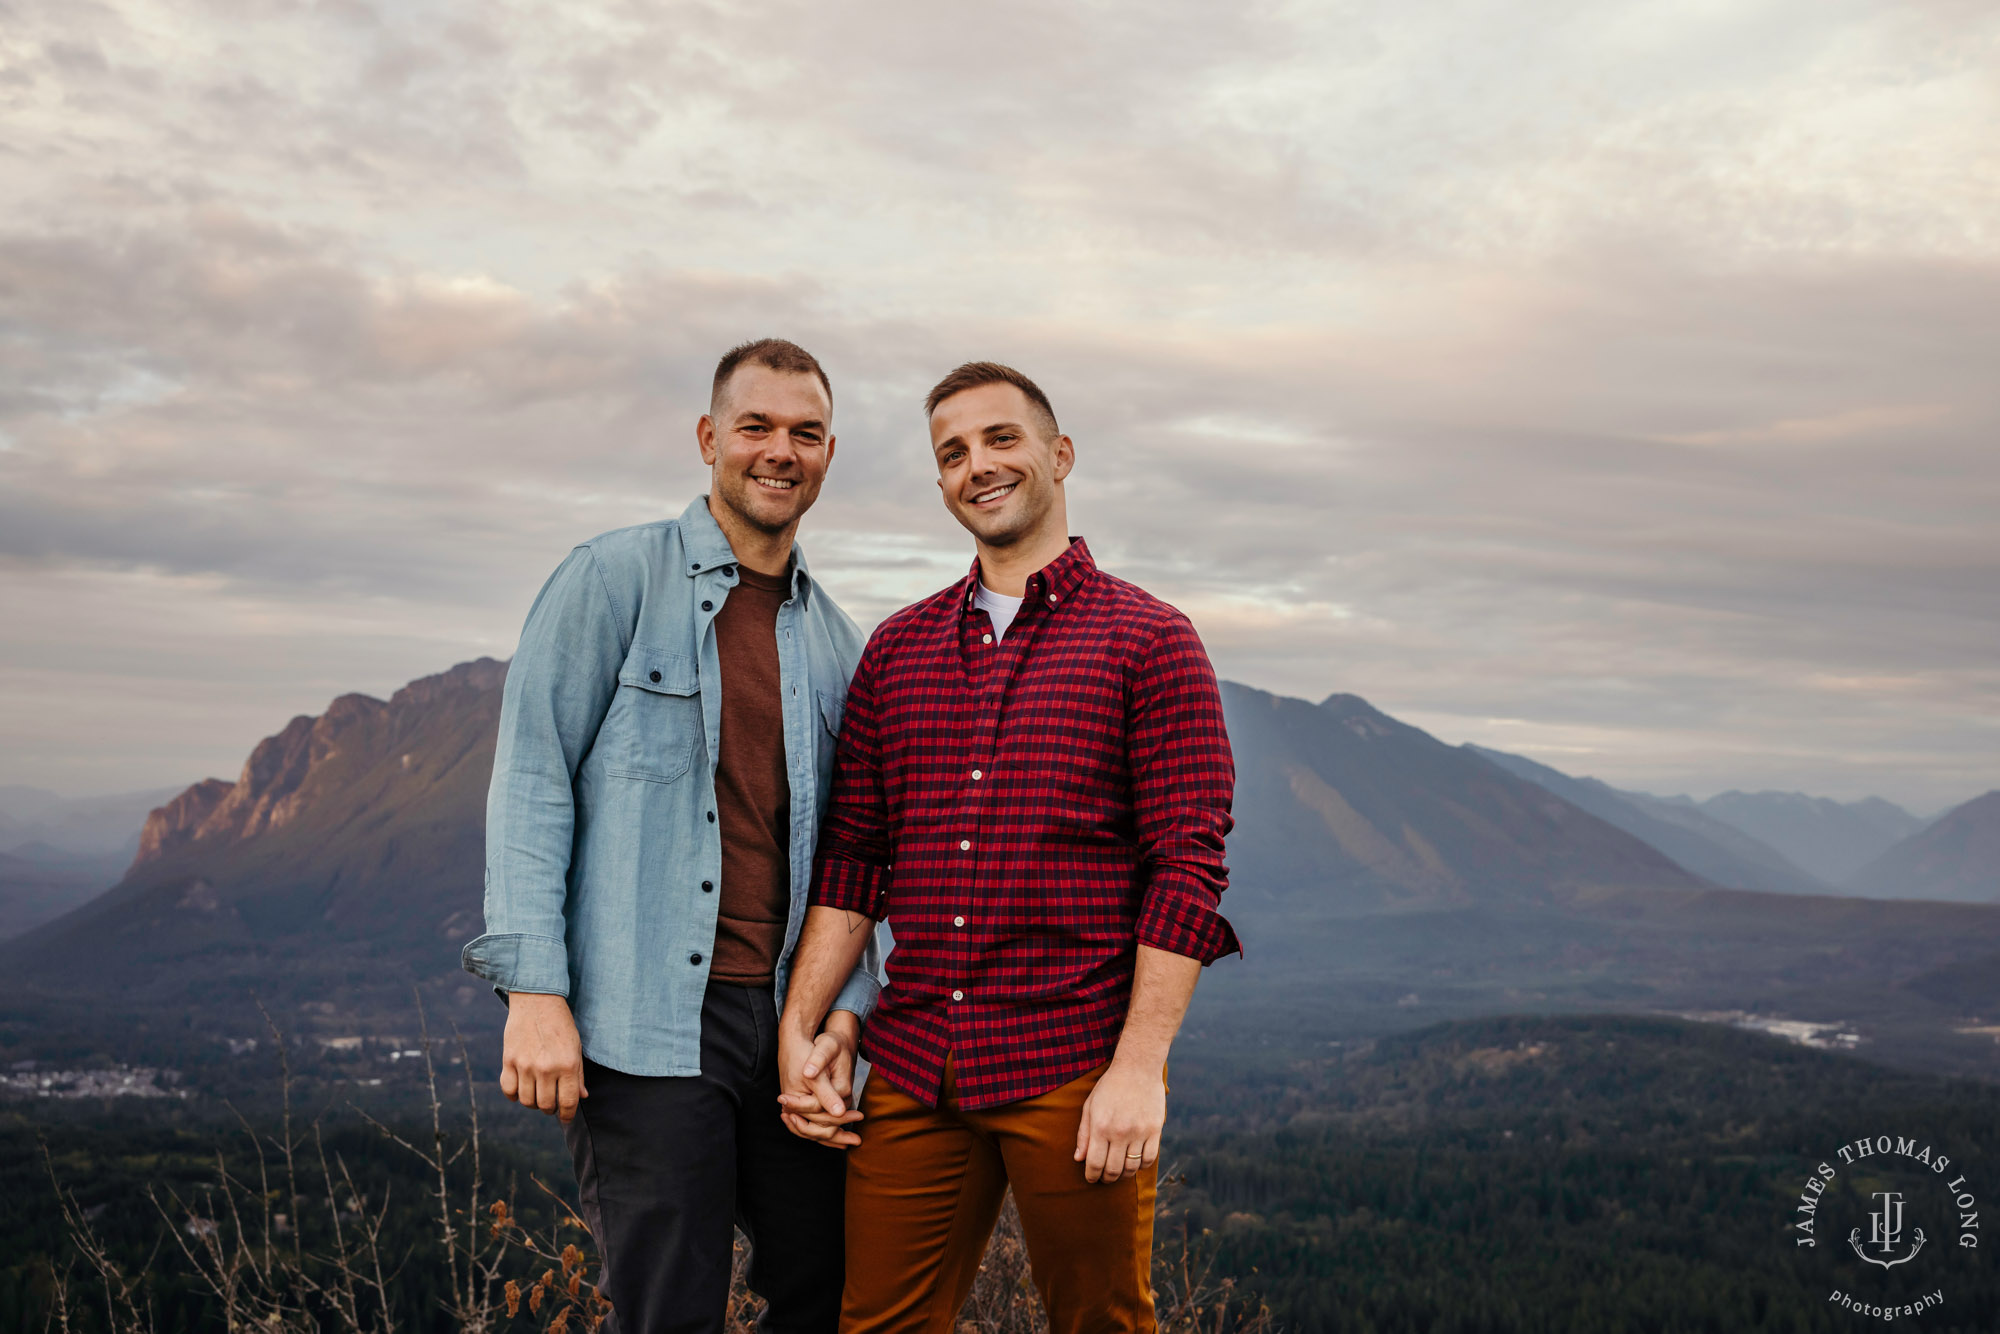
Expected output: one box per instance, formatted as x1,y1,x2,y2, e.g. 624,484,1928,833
810,689,845,802
602,643,702,784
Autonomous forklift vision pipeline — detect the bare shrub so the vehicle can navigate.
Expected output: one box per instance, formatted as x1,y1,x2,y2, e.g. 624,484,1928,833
955,1194,1043,1334
43,993,610,1334
42,1011,1269,1334
949,1176,1273,1334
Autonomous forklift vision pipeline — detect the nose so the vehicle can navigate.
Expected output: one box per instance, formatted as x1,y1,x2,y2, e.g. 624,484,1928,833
964,441,1002,479
762,430,802,467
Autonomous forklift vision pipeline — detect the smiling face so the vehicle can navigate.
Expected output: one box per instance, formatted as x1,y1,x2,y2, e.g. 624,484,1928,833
929,381,1073,551
698,362,835,540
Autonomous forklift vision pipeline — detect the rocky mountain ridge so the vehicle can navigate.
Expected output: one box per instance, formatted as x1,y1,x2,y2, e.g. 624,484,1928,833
8,659,2000,1083
130,660,509,873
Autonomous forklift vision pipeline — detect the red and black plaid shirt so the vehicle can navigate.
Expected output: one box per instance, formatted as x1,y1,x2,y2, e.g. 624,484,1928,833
810,538,1238,1109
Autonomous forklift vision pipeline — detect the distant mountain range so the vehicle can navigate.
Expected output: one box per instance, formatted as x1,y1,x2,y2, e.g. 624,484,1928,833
0,784,181,861
1465,746,1828,897
0,785,180,939
1850,790,2000,903
1697,790,1926,885
5,660,1998,1079
1224,689,1703,907
1462,751,1958,899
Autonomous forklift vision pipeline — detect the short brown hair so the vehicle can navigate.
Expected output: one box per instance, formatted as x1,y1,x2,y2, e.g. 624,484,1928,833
923,361,1059,438
712,338,832,413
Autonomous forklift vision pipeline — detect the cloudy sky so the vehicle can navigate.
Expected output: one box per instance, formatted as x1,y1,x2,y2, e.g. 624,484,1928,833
3,0,1996,813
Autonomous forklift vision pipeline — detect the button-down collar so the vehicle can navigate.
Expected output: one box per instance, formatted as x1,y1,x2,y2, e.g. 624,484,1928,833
677,494,816,606
956,536,1095,619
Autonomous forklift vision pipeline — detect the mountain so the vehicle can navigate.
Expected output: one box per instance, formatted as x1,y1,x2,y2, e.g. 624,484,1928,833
0,787,169,941
9,662,2000,1084
1847,790,2000,904
0,847,131,942
1466,746,1828,896
0,784,180,860
11,671,1699,993
4,659,506,1013
1221,687,1706,910
1697,790,1923,885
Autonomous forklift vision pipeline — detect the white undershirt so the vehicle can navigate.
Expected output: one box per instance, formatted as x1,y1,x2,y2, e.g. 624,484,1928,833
973,583,1025,642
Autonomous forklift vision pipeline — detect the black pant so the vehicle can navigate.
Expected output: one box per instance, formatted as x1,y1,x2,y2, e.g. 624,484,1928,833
565,982,846,1334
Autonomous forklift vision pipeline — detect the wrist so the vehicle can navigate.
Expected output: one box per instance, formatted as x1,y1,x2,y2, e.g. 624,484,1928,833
781,1002,826,1046
824,1010,861,1046
1109,1041,1169,1077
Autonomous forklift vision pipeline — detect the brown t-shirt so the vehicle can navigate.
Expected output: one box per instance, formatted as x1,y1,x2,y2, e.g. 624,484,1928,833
708,563,792,986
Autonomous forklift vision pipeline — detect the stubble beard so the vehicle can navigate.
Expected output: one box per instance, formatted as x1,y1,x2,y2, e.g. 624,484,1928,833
965,478,1054,549
719,471,807,537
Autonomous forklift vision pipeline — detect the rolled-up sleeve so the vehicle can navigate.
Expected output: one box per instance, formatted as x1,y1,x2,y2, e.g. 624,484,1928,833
811,642,893,921
461,545,626,998
1127,613,1240,963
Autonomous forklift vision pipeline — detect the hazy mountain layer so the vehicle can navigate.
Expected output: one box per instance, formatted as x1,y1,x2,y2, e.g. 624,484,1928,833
0,848,129,942
1698,789,1923,885
0,784,179,860
1848,790,2000,904
1466,746,1827,895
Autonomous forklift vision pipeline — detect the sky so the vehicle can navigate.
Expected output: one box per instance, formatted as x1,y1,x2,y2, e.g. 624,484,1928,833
2,0,1996,814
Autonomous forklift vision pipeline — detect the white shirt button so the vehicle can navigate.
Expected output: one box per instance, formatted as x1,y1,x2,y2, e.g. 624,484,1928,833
981,634,993,644
1047,594,1058,604
951,990,964,1001
954,915,966,927
971,769,983,780
959,839,972,851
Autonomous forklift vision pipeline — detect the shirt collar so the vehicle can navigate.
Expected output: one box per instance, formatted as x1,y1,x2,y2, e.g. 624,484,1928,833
959,537,1095,616
679,494,814,603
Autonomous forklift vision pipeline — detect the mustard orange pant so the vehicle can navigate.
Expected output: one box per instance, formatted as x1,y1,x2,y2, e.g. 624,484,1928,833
841,1059,1157,1334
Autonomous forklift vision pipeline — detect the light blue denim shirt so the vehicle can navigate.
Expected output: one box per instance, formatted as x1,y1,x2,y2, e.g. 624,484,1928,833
462,495,881,1077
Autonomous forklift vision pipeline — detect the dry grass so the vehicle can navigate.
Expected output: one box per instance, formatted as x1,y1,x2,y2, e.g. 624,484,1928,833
44,1003,1266,1334
44,994,610,1334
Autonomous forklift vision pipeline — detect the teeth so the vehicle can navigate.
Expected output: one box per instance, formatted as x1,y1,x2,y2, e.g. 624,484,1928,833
972,483,1016,504
752,477,796,490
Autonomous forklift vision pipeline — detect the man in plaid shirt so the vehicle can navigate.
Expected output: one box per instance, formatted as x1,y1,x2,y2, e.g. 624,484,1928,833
777,361,1239,1334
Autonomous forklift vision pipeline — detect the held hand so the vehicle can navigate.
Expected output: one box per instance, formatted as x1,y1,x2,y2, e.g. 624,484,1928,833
1074,1058,1164,1184
776,1013,865,1149
499,992,588,1123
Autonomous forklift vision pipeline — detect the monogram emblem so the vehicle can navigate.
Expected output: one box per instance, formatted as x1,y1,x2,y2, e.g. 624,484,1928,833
1848,1191,1926,1270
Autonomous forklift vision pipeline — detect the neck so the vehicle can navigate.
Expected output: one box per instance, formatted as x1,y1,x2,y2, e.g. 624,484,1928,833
975,508,1072,597
707,494,796,576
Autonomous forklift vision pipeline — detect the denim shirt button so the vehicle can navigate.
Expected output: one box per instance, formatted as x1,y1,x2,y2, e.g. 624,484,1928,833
701,880,714,893
689,952,703,965
701,600,714,612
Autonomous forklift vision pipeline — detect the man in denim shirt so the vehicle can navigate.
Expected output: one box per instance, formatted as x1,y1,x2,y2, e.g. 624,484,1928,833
463,339,880,1333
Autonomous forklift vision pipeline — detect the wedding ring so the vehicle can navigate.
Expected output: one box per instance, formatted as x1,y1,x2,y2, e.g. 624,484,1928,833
1125,1152,1144,1159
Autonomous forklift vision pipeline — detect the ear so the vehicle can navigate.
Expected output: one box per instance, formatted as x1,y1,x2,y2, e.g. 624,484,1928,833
697,414,719,467
1052,433,1076,483
824,434,837,471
